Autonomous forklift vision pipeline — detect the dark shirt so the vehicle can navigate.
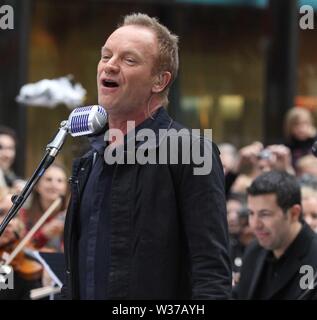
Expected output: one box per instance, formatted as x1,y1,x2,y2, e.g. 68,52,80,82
253,226,303,300
78,132,114,300
77,108,162,300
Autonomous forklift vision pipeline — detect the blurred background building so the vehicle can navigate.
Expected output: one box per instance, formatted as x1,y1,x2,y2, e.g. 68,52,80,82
0,0,316,177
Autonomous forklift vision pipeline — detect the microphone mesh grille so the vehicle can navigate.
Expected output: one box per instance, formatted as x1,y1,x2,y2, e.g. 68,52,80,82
73,106,93,113
71,114,90,134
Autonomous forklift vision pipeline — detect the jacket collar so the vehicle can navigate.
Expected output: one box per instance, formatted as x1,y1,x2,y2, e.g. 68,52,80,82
133,106,174,150
79,107,174,165
246,249,268,299
88,133,107,156
100,107,173,152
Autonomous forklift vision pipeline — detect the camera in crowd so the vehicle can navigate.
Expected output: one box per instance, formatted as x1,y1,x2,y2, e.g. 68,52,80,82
257,149,273,161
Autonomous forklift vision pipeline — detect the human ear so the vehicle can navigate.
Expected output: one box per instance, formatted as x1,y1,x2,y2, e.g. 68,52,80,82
152,71,172,94
290,204,302,222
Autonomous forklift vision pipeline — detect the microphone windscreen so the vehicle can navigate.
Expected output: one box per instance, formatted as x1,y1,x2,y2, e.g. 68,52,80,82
68,105,107,137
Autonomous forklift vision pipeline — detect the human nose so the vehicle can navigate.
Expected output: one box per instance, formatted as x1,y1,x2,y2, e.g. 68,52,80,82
56,180,66,192
102,56,120,74
249,213,263,230
53,179,64,191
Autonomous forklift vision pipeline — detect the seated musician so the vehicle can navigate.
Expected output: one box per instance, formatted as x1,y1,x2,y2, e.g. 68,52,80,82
0,187,41,300
19,164,69,252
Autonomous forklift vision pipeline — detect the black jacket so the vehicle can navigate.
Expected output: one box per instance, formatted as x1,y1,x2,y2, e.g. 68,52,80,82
63,107,232,299
234,223,317,300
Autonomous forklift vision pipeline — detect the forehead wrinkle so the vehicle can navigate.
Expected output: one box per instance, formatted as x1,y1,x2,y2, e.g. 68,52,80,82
103,26,158,61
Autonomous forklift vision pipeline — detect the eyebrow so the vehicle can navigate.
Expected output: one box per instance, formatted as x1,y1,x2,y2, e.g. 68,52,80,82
248,209,273,215
101,46,107,55
258,209,274,214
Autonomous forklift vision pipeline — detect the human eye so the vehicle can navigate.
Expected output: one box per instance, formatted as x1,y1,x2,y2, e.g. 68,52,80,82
101,50,111,60
102,54,111,61
124,56,136,65
258,211,272,219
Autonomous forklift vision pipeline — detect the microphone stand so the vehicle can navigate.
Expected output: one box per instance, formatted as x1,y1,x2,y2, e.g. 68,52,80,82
0,120,69,237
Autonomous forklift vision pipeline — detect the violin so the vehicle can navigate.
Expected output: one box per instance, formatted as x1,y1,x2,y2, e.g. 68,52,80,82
0,197,62,282
0,241,43,281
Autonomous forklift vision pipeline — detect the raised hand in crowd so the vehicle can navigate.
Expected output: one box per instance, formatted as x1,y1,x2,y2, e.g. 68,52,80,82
265,144,294,174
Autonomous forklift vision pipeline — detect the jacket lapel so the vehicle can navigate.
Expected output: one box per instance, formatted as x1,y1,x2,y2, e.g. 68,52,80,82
66,152,94,241
247,249,268,299
70,152,94,196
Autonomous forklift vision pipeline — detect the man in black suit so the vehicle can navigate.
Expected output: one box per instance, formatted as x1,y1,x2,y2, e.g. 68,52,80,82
235,170,317,300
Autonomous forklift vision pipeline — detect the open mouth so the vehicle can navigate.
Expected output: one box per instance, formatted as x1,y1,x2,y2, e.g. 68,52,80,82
102,79,119,88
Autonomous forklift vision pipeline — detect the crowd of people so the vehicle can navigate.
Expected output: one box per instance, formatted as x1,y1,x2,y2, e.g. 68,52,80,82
1,12,317,300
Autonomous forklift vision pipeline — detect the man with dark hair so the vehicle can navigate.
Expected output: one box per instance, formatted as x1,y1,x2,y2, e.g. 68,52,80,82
235,170,317,299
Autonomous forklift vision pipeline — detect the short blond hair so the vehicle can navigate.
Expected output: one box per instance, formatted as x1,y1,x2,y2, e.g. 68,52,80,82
301,186,317,199
119,13,179,106
284,107,316,139
297,154,317,172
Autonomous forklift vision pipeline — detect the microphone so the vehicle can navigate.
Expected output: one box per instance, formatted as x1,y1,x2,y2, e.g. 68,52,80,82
68,105,107,137
46,105,107,164
47,105,107,154
0,105,108,237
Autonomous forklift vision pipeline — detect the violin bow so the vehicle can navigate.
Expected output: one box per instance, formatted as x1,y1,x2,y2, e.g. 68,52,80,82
2,196,62,265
